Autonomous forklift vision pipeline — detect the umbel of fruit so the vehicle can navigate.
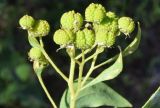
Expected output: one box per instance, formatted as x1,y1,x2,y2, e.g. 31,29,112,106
118,17,135,35
85,3,106,23
53,29,75,46
19,15,35,30
28,20,50,37
60,10,83,31
75,28,95,49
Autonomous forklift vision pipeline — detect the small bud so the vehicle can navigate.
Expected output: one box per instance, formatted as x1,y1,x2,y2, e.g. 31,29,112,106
60,11,83,31
28,47,42,61
118,17,135,35
96,30,116,47
53,29,75,46
19,15,35,30
28,20,50,37
106,11,116,19
85,3,106,23
75,28,95,49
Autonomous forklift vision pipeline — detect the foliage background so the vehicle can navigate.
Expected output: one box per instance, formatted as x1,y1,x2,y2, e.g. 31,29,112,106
0,0,160,108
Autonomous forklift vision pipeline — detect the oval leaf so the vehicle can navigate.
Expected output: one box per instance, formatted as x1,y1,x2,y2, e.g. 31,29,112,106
60,81,132,108
142,86,160,108
83,52,123,89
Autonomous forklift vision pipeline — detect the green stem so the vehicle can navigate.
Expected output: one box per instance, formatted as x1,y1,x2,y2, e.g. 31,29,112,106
75,50,85,97
81,48,100,87
94,55,118,69
39,38,68,82
75,44,96,60
68,57,76,108
37,74,57,108
41,48,69,82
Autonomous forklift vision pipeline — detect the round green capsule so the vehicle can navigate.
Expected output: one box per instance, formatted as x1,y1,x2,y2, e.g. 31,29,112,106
96,30,116,47
118,17,135,35
75,28,95,49
85,3,106,23
28,47,42,60
53,29,74,46
28,20,50,37
19,15,35,30
60,10,83,31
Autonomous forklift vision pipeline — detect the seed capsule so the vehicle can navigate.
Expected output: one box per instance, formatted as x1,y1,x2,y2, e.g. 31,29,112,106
28,20,50,37
19,15,35,30
118,17,135,35
60,11,83,31
75,28,95,49
53,29,75,46
85,3,106,23
96,30,116,47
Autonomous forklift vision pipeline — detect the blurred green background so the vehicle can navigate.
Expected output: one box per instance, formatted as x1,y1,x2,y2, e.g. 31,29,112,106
0,0,160,108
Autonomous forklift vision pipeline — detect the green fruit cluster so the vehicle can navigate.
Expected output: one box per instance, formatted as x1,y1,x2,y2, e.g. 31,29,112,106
52,3,135,49
19,15,50,37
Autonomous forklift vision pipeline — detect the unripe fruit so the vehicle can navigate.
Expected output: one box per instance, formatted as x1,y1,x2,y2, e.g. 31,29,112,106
53,29,74,45
85,3,106,23
94,16,120,37
19,15,35,30
60,11,83,31
28,47,42,60
96,30,116,47
118,17,135,35
28,20,50,37
75,28,95,49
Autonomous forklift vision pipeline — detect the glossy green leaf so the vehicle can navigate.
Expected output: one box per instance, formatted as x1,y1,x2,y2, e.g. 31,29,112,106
83,52,123,89
60,81,132,108
28,36,41,49
142,86,160,108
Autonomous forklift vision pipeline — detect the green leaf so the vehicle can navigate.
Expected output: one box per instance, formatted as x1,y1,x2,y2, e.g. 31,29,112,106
28,36,41,49
142,86,160,108
60,81,132,108
123,22,141,56
83,52,123,89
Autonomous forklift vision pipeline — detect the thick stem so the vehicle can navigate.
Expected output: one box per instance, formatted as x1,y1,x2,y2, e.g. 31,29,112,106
37,74,57,108
68,57,76,108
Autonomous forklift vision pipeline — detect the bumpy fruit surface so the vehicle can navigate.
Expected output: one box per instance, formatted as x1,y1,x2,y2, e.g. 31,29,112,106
60,11,83,31
94,16,119,36
75,28,95,49
118,17,135,35
106,11,116,19
96,30,115,47
85,3,106,23
28,20,50,37
19,15,35,30
53,29,74,45
28,47,42,60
